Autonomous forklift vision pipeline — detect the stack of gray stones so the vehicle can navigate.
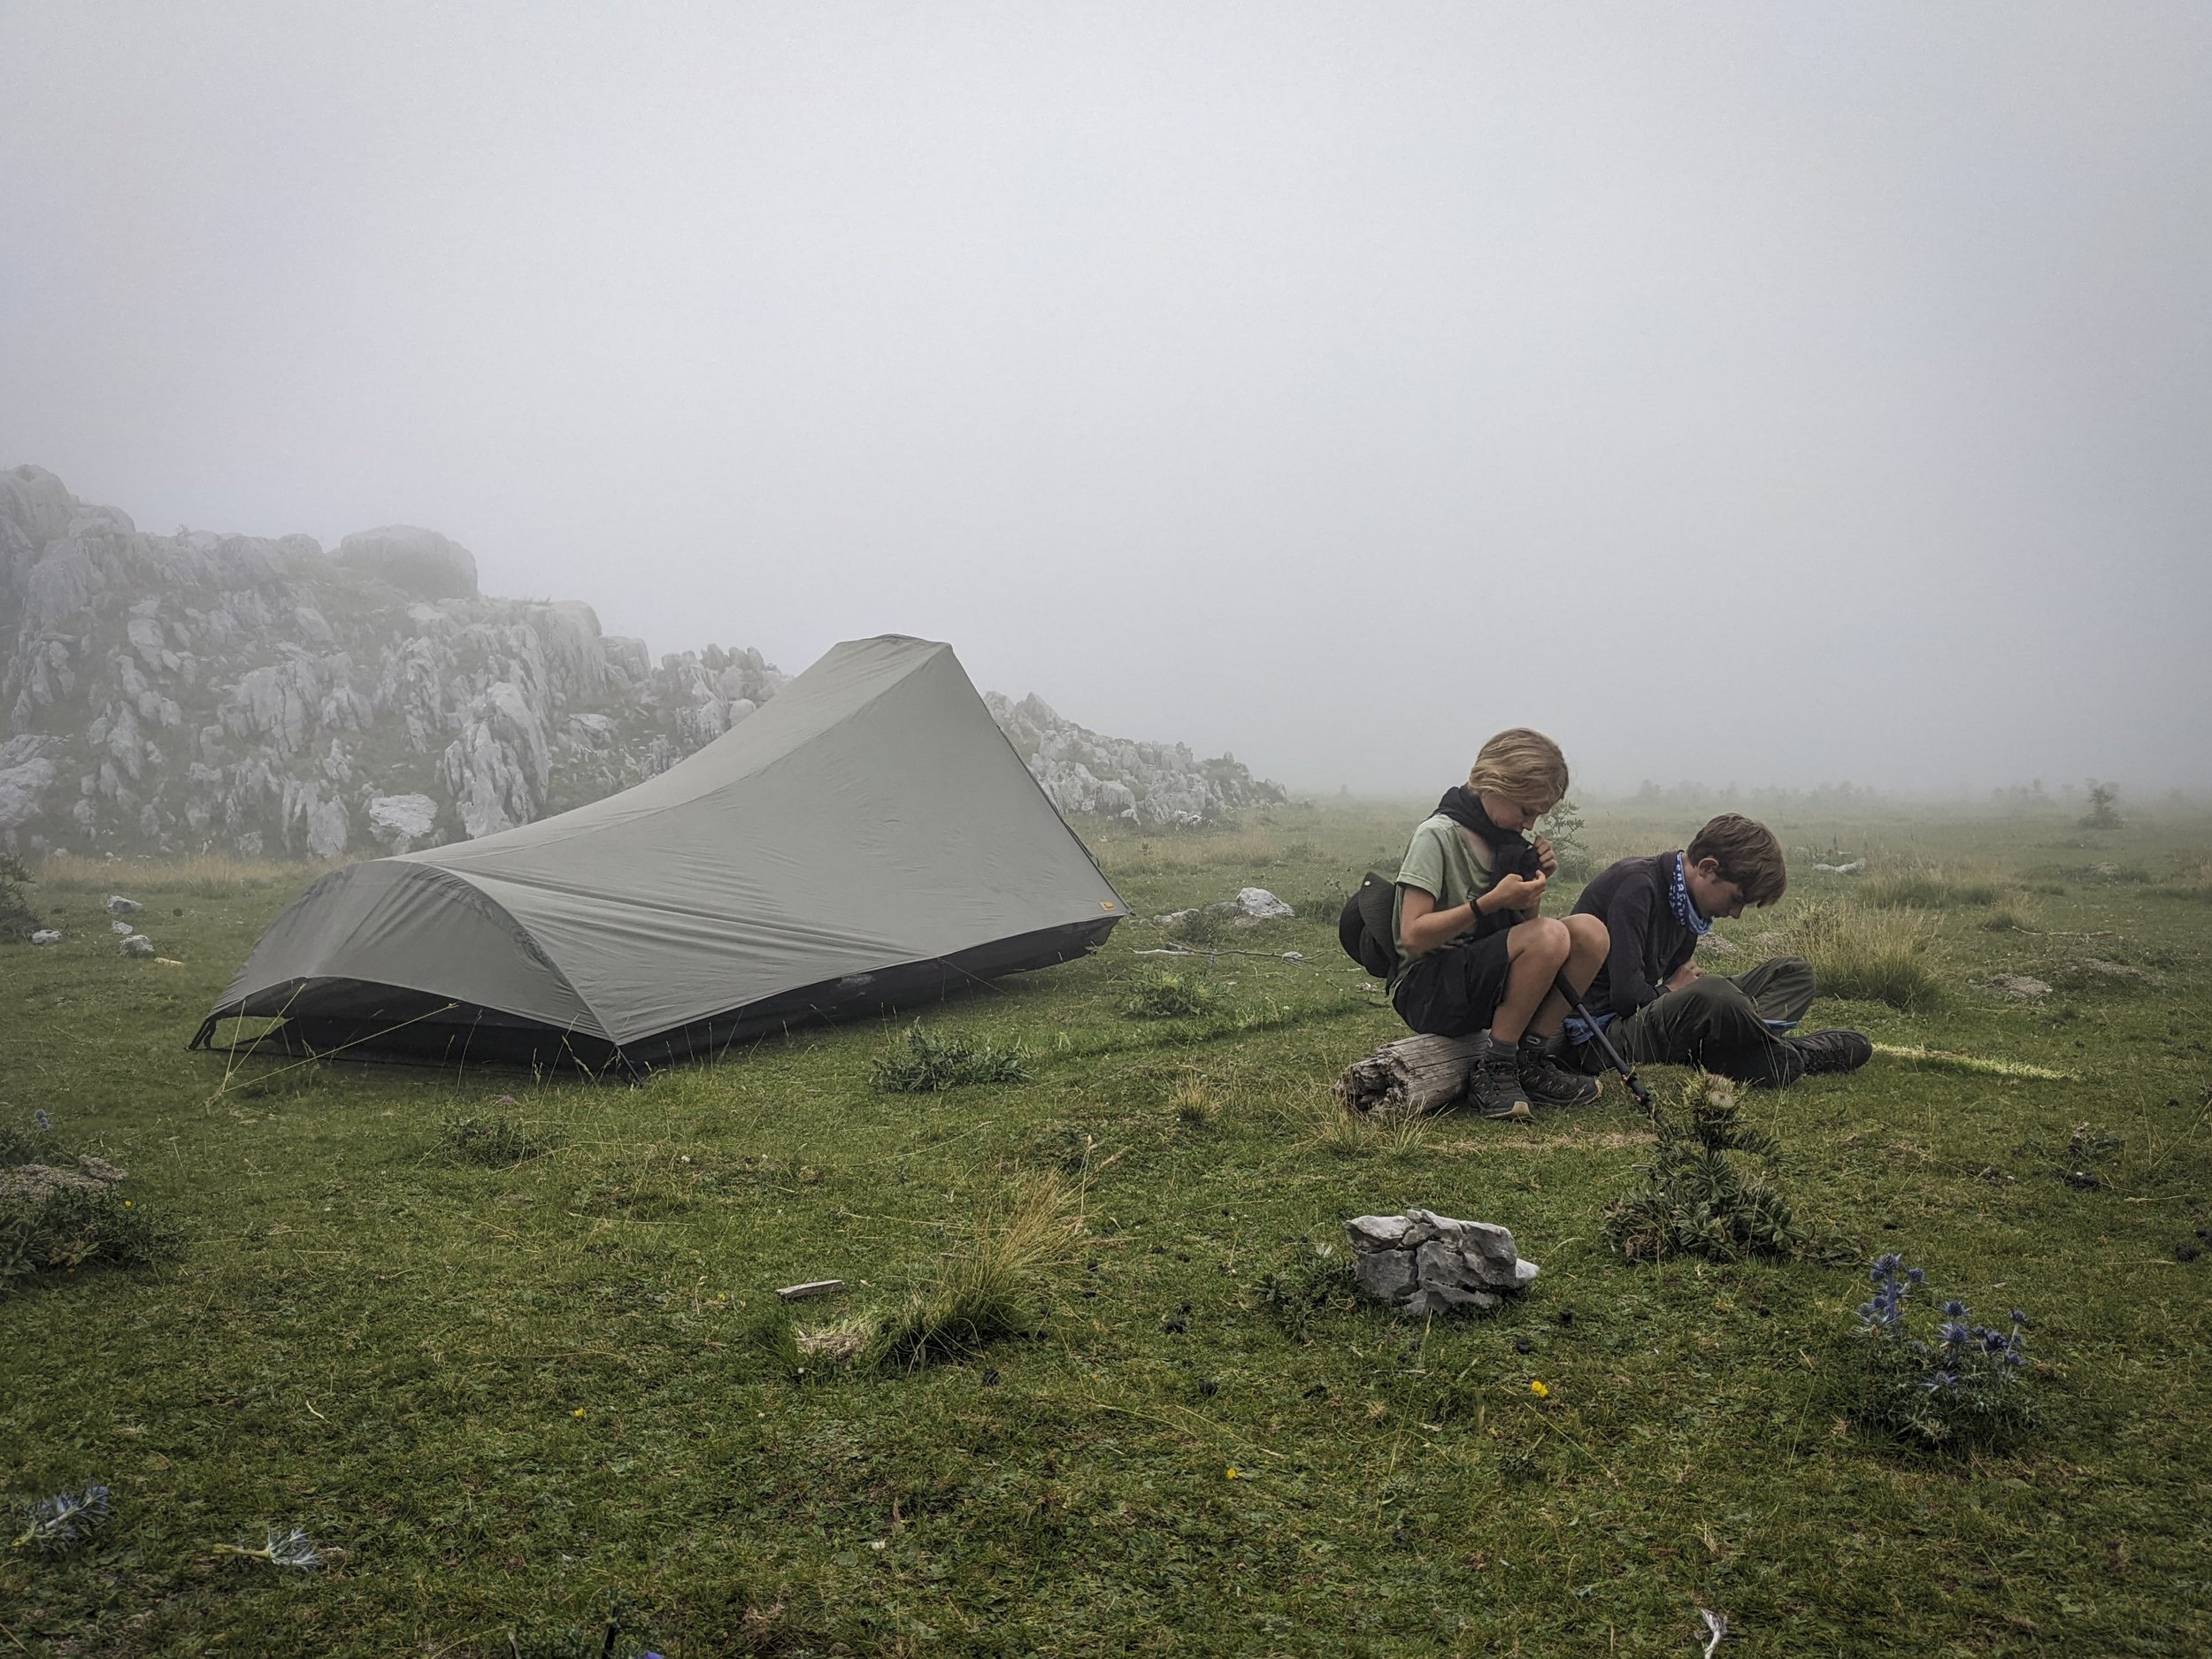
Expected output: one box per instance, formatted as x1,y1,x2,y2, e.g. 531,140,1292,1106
1344,1209,1540,1317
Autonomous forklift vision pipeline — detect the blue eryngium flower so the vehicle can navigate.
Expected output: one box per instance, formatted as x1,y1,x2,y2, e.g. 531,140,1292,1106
33,1109,51,1132
1938,1321,1971,1348
15,1485,111,1551
1906,1266,1925,1285
1942,1300,1968,1317
2009,1310,2030,1327
1923,1370,1959,1392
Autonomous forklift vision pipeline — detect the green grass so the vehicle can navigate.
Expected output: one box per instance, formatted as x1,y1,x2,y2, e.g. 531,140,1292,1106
2,798,2210,1654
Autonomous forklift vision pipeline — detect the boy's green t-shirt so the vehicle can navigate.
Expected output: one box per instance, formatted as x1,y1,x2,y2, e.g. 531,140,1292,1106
1388,814,1509,987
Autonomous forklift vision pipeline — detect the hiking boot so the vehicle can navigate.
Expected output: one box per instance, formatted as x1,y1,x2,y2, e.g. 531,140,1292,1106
1790,1028,1873,1076
1466,1040,1532,1120
1518,1033,1601,1107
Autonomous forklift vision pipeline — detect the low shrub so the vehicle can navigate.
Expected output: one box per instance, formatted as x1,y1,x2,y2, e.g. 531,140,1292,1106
1789,902,1945,1011
439,1113,555,1165
0,853,36,937
1253,1241,1357,1340
1122,969,1221,1020
1603,1073,1806,1263
1841,1254,2041,1451
1,1136,180,1289
871,1025,1032,1093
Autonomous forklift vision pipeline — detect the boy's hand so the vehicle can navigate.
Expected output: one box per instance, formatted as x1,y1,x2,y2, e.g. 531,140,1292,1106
1490,872,1548,913
1665,962,1702,992
1532,836,1559,878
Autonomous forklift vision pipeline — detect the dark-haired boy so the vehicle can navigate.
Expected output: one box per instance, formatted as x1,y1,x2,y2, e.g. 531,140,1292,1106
1566,814,1870,1087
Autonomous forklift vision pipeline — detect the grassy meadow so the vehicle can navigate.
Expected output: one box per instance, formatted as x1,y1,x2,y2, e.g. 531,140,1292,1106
3,799,2209,1655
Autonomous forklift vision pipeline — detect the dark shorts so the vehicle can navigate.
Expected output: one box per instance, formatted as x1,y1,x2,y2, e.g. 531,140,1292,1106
1390,931,1515,1039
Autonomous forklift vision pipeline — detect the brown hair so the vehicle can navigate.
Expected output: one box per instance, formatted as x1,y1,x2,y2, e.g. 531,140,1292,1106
1686,813,1787,907
1468,728,1570,812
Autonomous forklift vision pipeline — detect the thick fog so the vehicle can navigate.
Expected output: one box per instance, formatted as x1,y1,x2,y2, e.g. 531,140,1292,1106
4,4,2208,796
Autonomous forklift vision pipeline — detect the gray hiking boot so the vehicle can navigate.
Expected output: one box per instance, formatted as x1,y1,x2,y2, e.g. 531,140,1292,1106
1518,1033,1601,1107
1467,1041,1532,1120
1790,1029,1873,1076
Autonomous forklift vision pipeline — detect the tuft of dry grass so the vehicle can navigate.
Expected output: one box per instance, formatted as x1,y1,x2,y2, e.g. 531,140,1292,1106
871,1171,1084,1368
1789,901,1946,1011
1862,859,2003,910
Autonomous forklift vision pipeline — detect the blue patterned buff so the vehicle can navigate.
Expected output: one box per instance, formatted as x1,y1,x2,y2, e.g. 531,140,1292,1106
1669,851,1710,936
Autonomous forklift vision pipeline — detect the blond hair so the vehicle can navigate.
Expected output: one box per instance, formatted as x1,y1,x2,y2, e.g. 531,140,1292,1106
1468,728,1569,811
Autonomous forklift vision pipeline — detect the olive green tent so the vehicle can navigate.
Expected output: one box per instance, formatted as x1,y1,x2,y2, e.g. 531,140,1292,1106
195,636,1126,1070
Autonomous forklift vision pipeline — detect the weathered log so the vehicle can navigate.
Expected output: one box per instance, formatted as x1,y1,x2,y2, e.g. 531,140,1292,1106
1333,1033,1490,1118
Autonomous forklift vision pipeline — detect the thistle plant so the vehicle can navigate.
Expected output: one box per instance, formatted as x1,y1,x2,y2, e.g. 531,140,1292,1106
213,1527,323,1569
14,1485,111,1552
1846,1254,2040,1450
1602,1073,1807,1263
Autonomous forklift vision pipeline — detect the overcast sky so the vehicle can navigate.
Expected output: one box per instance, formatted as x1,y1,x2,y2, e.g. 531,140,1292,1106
4,3,2207,795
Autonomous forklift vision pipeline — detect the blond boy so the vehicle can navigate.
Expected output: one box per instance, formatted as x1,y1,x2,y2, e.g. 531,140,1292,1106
1389,728,1609,1118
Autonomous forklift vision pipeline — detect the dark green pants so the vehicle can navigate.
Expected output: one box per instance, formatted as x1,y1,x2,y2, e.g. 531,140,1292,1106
1580,956,1816,1086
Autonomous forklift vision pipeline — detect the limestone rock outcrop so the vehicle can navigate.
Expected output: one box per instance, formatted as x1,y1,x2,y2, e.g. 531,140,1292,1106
1,465,1281,856
987,692,1283,828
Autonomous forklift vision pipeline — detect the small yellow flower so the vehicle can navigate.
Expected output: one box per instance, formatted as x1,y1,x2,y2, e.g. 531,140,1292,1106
1529,1380,1550,1399
1225,1467,1240,1479
572,1408,586,1418
122,1200,133,1207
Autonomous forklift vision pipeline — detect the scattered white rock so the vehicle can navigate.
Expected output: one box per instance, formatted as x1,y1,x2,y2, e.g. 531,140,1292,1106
366,792,439,854
30,928,60,944
111,919,133,934
120,933,154,956
1237,887,1294,919
105,895,142,915
1281,951,1305,962
1812,858,1866,875
1344,1208,1540,1317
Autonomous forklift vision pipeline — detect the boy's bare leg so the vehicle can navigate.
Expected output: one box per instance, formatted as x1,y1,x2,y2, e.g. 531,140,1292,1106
1525,913,1609,1038
1488,917,1571,1044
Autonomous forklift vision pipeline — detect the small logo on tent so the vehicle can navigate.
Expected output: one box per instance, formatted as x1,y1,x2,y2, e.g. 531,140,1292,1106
1100,901,1118,911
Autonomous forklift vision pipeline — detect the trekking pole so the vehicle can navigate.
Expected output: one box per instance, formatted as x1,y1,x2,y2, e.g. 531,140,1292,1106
1551,972,1653,1112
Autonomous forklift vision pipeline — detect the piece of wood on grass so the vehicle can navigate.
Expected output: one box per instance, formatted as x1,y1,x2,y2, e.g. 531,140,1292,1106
1334,1033,1489,1118
776,1279,846,1302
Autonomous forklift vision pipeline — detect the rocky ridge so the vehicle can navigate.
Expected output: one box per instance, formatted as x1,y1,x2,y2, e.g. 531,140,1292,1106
0,465,1279,858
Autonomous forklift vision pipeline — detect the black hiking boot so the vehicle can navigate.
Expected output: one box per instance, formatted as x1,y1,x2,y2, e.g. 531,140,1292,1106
1466,1036,1532,1120
1790,1028,1873,1076
1518,1032,1601,1108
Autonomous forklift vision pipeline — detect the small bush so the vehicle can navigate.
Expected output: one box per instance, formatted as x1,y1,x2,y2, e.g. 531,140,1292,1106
1253,1242,1357,1340
1603,1074,1806,1263
1123,970,1221,1020
871,1025,1032,1093
2078,780,2123,831
439,1113,555,1165
1,1146,180,1289
871,1172,1081,1368
1168,907,1233,949
1536,799,1593,880
1789,902,1945,1011
1841,1255,2041,1451
0,853,36,937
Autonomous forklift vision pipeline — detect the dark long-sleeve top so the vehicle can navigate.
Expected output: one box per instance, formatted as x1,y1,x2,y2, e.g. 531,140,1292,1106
1571,853,1696,1018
